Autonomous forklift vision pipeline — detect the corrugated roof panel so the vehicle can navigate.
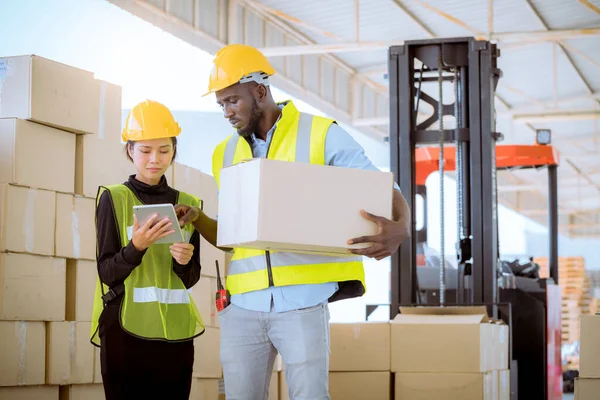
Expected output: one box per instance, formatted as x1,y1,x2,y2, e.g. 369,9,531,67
492,0,545,33
166,0,194,25
497,42,556,105
245,8,266,47
563,37,600,92
528,0,600,29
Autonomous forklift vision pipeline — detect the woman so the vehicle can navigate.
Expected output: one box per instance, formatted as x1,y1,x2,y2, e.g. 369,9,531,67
90,100,205,400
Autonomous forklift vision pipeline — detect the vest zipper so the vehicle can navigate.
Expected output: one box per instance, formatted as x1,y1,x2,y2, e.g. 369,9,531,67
265,251,274,287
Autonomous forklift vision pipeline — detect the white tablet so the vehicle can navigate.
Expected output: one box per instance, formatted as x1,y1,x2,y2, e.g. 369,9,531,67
132,203,188,245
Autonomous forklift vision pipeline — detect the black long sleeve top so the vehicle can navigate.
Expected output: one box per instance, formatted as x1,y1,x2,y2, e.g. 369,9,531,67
96,174,202,304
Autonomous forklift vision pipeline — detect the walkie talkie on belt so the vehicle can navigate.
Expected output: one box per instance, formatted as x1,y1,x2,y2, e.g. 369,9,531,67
215,260,230,312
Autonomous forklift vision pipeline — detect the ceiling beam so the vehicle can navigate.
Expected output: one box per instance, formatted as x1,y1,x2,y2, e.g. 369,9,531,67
389,0,436,38
512,109,600,123
258,28,600,56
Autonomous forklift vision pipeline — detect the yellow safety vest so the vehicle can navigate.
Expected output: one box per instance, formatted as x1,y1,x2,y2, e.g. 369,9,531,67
212,100,366,300
90,184,205,346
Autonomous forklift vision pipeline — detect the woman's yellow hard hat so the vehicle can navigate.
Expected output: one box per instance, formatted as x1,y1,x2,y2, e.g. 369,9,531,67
122,100,181,142
203,44,276,97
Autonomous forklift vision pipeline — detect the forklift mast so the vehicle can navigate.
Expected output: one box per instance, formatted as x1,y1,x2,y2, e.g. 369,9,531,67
387,37,562,400
388,37,559,312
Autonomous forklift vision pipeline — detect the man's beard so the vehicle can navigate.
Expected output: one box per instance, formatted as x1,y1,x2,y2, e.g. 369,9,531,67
237,99,263,138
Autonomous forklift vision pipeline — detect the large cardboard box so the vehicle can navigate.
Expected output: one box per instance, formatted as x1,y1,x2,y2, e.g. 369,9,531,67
217,158,393,254
0,385,59,400
193,326,221,378
0,55,100,135
93,347,102,383
330,372,391,400
579,315,600,378
391,306,508,373
575,378,600,400
0,184,56,256
191,378,220,399
171,163,219,217
191,276,218,328
46,322,94,384
200,237,230,279
0,321,46,386
395,372,497,400
75,136,174,198
59,384,104,400
0,118,76,192
330,322,390,371
497,370,510,400
55,194,96,260
65,259,97,322
0,253,66,321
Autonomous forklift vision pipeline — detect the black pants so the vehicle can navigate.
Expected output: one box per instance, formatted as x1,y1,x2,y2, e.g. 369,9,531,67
99,304,194,400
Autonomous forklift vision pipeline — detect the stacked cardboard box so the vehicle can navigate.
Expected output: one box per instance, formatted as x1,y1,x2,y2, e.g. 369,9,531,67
574,315,600,399
0,54,225,399
172,163,233,396
391,306,510,400
0,54,109,398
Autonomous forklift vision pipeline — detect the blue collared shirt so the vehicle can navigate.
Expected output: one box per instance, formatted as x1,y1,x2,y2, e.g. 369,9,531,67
230,112,399,313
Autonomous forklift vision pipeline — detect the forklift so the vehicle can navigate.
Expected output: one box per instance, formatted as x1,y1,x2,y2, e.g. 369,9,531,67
387,37,562,400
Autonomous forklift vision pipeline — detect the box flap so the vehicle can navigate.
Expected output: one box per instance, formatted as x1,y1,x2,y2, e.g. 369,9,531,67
394,306,489,324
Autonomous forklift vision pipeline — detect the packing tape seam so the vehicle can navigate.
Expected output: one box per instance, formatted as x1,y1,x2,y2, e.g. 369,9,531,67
98,81,107,139
68,322,76,382
71,198,81,258
17,321,27,385
24,189,36,253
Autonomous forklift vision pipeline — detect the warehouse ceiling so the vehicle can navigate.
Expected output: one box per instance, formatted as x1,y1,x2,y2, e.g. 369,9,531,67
107,0,600,238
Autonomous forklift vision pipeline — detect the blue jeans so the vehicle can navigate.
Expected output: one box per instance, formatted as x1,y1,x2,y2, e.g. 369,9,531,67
218,302,331,400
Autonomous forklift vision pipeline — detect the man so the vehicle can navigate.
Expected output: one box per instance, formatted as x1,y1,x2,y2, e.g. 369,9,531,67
178,44,410,400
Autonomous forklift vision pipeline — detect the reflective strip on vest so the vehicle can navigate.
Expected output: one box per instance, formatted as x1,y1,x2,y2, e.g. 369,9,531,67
294,113,313,163
222,112,315,167
133,287,193,304
228,252,362,275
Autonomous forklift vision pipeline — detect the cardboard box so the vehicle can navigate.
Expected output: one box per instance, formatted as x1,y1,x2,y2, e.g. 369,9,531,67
0,253,66,321
280,371,289,400
0,55,100,135
75,135,174,198
330,372,391,400
0,118,76,192
193,326,221,378
0,385,59,400
0,321,46,386
0,184,56,256
575,378,600,400
66,260,97,322
391,306,508,373
395,372,497,400
330,322,390,371
191,379,220,399
59,384,104,400
93,347,102,383
46,322,94,384
55,194,96,260
172,162,203,197
580,315,600,378
200,236,230,279
217,158,393,254
269,371,279,400
497,370,510,400
191,276,218,328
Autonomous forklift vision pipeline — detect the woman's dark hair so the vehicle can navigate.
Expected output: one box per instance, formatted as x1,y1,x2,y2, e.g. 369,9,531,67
125,137,178,165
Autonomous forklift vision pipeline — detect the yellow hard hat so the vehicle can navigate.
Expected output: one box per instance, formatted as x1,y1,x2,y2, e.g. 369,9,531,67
203,44,276,97
122,100,181,142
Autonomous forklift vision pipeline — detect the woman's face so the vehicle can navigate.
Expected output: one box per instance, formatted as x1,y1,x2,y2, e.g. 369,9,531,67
128,138,174,185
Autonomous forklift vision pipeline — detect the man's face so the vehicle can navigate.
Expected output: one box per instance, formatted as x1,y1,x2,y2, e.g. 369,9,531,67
216,83,263,138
